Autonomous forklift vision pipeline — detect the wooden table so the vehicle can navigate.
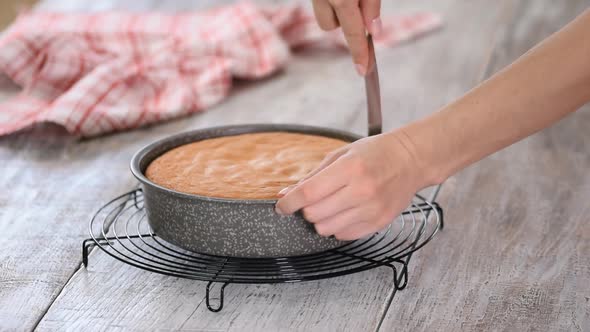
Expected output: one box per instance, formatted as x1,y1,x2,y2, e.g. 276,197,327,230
1,1,589,331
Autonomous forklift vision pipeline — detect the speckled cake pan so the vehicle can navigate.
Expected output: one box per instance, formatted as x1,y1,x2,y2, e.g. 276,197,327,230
130,124,361,258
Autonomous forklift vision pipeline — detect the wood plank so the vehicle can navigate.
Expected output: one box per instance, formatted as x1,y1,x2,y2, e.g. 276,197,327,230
29,1,506,331
379,0,590,331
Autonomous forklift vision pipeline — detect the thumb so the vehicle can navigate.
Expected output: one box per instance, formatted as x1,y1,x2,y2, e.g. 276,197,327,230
276,147,348,196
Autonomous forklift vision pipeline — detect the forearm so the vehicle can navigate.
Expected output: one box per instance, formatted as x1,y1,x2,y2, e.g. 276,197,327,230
398,9,590,186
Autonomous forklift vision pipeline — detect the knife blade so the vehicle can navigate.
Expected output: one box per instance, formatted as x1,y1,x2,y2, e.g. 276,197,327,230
365,35,382,136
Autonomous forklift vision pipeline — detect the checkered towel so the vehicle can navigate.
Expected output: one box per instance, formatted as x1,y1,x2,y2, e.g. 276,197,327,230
0,2,441,137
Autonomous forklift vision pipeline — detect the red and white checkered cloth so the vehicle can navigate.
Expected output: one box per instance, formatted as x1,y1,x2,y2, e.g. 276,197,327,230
0,2,441,137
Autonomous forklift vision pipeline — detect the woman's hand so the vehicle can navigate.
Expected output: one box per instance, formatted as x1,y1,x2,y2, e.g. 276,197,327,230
275,131,432,241
312,0,382,76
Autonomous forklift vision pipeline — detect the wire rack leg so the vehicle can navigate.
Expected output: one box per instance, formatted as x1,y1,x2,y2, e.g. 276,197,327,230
82,238,109,267
82,238,97,268
434,203,445,230
387,259,409,290
131,188,142,209
82,235,152,268
206,281,230,313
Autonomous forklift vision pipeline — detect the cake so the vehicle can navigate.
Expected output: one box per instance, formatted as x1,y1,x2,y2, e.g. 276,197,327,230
145,132,349,199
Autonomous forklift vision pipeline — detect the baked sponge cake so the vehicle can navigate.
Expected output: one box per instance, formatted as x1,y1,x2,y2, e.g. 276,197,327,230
145,132,349,199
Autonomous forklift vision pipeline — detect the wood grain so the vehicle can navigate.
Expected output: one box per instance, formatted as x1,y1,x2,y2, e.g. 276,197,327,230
379,1,590,331
22,1,505,331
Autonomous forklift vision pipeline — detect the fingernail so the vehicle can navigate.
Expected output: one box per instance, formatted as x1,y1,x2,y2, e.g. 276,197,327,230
369,17,383,37
278,187,290,197
355,63,367,76
277,185,296,197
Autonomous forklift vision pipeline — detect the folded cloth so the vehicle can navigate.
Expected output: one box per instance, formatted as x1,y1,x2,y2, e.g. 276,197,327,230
0,2,441,137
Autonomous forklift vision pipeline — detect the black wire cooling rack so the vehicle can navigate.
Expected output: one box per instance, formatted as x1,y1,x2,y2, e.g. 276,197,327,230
82,189,443,312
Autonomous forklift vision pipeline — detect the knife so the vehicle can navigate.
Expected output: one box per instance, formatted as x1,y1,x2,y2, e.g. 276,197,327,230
365,35,382,136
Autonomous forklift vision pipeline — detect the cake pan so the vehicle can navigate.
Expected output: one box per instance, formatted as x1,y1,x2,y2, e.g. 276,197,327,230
130,124,361,258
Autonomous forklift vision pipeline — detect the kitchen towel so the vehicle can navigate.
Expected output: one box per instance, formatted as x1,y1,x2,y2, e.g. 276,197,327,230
0,2,441,137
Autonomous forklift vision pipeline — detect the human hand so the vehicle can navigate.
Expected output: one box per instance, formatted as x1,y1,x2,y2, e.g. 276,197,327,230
275,131,431,240
311,0,382,76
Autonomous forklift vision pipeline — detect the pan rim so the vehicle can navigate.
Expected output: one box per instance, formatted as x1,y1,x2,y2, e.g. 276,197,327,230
130,123,361,205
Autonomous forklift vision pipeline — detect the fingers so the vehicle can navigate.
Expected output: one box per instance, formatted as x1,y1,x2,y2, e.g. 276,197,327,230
311,197,385,237
312,0,339,31
275,156,351,215
297,148,347,185
333,213,393,240
277,147,347,198
302,185,361,222
360,0,382,36
329,0,369,75
313,206,365,237
312,0,383,76
333,221,376,241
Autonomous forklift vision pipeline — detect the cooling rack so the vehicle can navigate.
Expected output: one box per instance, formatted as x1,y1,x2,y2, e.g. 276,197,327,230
83,189,443,312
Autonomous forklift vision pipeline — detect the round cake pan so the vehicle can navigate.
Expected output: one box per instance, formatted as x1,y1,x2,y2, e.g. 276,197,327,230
130,124,361,258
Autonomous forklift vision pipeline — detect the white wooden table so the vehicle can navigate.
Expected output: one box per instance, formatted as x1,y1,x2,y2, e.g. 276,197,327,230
1,1,589,331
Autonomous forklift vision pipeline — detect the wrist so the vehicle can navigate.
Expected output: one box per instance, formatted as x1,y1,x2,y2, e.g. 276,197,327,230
386,126,445,190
